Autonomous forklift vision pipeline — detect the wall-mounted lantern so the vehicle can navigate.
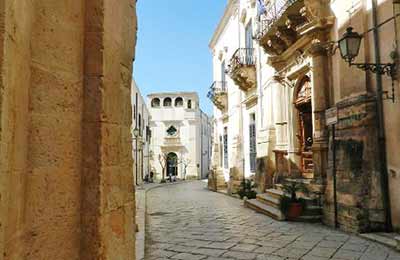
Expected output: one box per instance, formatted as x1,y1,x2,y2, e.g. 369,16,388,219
337,27,397,101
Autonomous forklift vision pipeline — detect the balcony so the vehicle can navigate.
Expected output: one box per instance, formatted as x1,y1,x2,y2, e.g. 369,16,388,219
163,136,183,147
207,81,228,110
255,0,307,56
227,48,256,91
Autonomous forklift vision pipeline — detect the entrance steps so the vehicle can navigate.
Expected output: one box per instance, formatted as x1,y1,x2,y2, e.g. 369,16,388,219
244,185,323,222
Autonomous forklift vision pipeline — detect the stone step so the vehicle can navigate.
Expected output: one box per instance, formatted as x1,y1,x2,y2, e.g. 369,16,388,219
256,193,280,208
303,205,323,216
244,199,285,221
292,214,323,223
360,233,400,251
265,189,284,199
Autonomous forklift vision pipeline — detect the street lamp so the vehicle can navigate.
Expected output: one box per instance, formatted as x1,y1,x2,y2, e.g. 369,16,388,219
338,27,362,64
338,27,397,79
133,127,140,186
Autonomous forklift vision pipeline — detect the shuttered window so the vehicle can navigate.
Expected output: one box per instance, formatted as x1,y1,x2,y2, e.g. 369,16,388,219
249,114,257,172
223,127,228,169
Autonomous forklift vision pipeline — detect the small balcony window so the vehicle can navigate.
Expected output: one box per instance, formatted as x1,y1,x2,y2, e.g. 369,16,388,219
163,97,172,107
151,98,160,108
175,97,183,107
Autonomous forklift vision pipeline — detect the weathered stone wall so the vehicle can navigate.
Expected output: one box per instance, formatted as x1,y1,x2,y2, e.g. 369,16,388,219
0,0,137,259
254,156,274,193
0,0,33,258
323,95,385,233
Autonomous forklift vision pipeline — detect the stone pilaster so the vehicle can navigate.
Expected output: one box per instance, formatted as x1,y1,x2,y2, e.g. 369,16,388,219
308,43,329,183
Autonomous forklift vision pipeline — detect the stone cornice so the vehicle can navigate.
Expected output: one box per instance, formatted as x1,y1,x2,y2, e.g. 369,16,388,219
209,0,238,50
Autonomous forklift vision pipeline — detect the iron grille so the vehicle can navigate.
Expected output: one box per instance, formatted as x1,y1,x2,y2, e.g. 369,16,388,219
256,0,300,39
228,48,255,73
207,81,227,102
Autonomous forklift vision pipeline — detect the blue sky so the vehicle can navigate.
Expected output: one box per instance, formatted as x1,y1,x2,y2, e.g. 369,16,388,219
134,1,227,115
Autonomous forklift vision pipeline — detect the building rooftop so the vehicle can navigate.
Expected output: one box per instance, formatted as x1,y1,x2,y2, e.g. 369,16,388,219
147,91,199,98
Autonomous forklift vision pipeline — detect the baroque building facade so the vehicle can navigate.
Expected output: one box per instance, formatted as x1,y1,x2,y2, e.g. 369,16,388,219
209,0,400,233
148,92,212,181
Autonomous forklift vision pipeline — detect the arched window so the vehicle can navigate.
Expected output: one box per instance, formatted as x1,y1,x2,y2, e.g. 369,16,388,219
151,98,160,108
163,97,172,107
175,97,183,107
187,99,192,109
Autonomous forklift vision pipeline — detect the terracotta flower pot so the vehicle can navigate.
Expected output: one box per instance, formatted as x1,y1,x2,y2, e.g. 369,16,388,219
287,202,303,219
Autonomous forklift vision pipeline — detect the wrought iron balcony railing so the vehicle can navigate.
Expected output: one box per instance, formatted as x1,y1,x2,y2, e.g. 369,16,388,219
228,48,255,73
256,0,301,39
207,81,227,101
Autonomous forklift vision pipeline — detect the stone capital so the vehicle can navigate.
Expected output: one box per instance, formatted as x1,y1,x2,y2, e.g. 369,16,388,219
307,42,328,57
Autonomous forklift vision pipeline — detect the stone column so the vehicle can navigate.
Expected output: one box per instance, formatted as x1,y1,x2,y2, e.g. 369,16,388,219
308,43,329,184
0,0,137,259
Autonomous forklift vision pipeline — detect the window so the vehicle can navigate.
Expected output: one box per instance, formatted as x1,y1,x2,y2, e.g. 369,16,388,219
138,114,142,136
219,136,223,167
223,127,228,169
163,97,172,107
187,100,192,109
166,125,177,136
221,60,226,82
245,21,253,64
175,97,183,107
151,98,160,108
249,113,257,173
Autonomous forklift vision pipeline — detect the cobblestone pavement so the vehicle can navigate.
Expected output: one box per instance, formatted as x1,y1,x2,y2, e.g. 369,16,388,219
145,181,400,260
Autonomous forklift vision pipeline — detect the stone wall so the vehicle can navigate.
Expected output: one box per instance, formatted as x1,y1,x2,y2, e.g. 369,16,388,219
323,95,385,233
0,0,137,259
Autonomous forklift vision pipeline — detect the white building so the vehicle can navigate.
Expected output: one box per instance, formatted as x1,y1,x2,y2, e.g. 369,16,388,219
209,0,262,193
148,92,212,181
132,79,151,185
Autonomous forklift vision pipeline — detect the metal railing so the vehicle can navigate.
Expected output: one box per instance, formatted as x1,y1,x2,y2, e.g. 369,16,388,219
256,0,300,39
207,81,227,101
228,48,255,72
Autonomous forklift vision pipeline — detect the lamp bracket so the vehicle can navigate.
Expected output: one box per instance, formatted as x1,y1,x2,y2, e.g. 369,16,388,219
349,62,397,78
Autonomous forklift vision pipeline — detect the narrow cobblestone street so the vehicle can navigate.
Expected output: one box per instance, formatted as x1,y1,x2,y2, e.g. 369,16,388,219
145,182,400,260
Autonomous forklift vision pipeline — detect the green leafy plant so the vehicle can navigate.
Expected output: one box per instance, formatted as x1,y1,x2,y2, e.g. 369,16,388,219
279,182,308,215
237,179,257,199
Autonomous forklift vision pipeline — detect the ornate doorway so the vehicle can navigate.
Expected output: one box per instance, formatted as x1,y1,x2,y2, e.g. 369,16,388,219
294,76,313,175
167,152,178,177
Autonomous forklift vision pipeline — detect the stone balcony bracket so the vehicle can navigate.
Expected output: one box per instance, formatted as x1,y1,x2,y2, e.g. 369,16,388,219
256,0,334,58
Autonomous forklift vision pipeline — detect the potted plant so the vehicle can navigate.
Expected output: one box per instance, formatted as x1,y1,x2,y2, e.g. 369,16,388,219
237,179,257,199
279,182,307,220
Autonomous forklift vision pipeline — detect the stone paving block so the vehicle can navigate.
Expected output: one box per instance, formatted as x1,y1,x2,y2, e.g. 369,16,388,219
171,252,207,260
256,255,286,260
230,243,259,252
331,249,363,260
307,247,337,258
191,248,227,257
254,246,280,254
203,242,237,250
318,239,345,249
148,249,177,258
341,242,369,252
301,255,330,260
222,251,258,260
165,245,195,253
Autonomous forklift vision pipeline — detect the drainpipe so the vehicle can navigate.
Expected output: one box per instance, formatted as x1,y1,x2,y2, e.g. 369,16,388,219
371,0,392,232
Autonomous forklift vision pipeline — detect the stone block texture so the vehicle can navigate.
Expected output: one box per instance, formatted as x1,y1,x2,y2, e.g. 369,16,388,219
0,0,137,259
323,95,385,233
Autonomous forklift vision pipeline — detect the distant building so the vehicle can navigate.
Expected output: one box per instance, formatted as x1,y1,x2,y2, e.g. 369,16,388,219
132,79,151,185
148,92,212,180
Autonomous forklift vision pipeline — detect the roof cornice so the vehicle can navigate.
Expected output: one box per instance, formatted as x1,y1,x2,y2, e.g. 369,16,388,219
209,0,238,50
